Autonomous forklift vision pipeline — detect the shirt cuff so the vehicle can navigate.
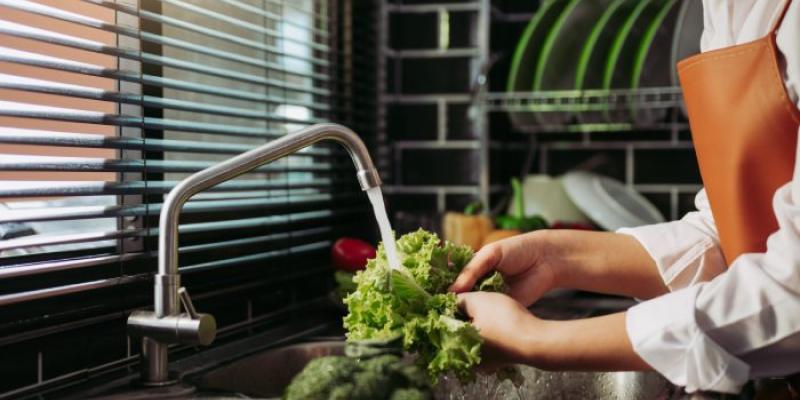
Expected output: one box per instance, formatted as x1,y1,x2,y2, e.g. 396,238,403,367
626,286,750,393
619,222,726,291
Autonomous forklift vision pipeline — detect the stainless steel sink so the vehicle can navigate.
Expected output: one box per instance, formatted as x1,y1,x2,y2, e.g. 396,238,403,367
434,366,674,400
194,341,676,400
195,340,346,398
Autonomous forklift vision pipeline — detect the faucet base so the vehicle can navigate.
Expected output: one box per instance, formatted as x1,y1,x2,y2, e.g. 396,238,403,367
138,336,173,387
120,381,194,399
138,376,179,388
138,379,178,387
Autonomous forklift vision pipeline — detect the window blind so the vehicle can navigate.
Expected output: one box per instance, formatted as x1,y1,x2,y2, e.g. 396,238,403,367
0,0,364,331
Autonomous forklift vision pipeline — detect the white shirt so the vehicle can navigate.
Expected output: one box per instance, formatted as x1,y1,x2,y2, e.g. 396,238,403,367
621,0,800,394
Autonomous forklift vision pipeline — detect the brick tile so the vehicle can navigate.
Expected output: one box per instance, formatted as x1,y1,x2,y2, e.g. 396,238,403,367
400,149,479,185
447,103,476,140
641,192,671,221
634,148,701,184
390,13,437,49
449,11,477,48
388,104,438,140
401,58,472,94
679,191,700,216
0,342,37,392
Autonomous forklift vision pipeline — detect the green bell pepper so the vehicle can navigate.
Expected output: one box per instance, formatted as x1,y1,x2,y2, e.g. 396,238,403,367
495,177,549,232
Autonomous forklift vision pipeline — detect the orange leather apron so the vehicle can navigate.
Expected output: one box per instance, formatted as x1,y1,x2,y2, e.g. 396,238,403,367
677,0,800,264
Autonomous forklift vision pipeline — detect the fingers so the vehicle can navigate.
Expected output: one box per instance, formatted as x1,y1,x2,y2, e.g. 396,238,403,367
449,243,503,293
456,292,472,317
457,291,503,319
456,292,484,318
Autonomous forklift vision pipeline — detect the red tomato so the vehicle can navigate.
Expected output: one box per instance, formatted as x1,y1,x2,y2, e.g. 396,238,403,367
331,237,376,272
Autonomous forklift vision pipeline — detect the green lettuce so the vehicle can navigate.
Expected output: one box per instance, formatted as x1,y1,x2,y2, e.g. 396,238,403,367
343,229,506,382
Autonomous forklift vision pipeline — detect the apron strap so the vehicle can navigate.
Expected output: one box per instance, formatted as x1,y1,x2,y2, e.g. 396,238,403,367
770,0,793,33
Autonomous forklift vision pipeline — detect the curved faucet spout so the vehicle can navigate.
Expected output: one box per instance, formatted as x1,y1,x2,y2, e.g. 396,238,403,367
159,123,380,285
136,123,380,385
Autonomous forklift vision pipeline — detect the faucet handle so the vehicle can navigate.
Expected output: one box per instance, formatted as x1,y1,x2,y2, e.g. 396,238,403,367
178,287,199,319
175,287,216,345
128,287,217,346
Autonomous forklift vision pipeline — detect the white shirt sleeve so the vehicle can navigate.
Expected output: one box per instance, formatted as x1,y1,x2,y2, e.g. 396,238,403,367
618,190,727,291
626,131,800,392
624,0,800,393
618,0,800,293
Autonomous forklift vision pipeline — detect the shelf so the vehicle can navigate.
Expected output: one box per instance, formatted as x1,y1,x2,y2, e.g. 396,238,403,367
394,140,480,149
383,185,504,195
384,48,481,58
486,87,683,112
484,87,686,133
509,122,689,134
385,3,482,13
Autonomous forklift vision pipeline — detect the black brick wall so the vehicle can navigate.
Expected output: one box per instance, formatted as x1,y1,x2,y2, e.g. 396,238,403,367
385,0,704,226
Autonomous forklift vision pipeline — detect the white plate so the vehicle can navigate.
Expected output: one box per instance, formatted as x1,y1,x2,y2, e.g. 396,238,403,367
562,171,665,231
507,174,590,224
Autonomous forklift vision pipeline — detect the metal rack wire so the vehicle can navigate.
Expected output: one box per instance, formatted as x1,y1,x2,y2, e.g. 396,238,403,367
485,86,687,133
486,87,683,113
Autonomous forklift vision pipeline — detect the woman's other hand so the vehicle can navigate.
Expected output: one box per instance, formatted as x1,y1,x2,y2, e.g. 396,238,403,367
458,291,651,372
450,231,556,306
450,230,668,304
457,291,540,369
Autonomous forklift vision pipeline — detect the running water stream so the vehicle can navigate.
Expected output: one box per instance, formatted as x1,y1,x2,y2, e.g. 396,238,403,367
365,187,401,270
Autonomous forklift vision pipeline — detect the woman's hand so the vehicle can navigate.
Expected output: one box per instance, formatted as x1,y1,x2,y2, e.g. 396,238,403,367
458,291,652,372
450,230,668,303
457,291,542,368
450,231,557,306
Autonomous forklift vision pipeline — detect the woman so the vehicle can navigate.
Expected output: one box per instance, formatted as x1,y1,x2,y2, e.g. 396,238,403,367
453,0,800,393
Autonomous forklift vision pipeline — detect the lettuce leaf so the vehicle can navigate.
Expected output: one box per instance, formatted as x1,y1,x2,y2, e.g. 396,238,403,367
343,229,506,382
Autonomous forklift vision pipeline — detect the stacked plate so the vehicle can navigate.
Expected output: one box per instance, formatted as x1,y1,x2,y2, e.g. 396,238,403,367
506,0,703,128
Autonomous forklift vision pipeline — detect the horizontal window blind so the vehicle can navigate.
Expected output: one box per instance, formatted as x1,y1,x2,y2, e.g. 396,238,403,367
0,0,365,338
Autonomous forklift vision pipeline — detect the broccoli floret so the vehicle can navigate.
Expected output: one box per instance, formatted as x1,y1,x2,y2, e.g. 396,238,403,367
329,384,355,400
283,356,358,400
284,354,431,400
389,388,431,400
398,363,430,389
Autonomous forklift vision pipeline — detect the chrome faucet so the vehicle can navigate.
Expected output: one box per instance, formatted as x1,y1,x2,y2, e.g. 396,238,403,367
127,123,381,386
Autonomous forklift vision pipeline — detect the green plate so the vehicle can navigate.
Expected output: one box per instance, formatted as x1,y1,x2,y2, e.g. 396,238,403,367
506,0,564,92
531,0,581,93
532,0,612,125
602,0,663,122
630,0,679,122
573,0,637,123
506,0,569,128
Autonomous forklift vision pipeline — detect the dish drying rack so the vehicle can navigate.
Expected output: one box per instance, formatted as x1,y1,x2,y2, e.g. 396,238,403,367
484,86,687,134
